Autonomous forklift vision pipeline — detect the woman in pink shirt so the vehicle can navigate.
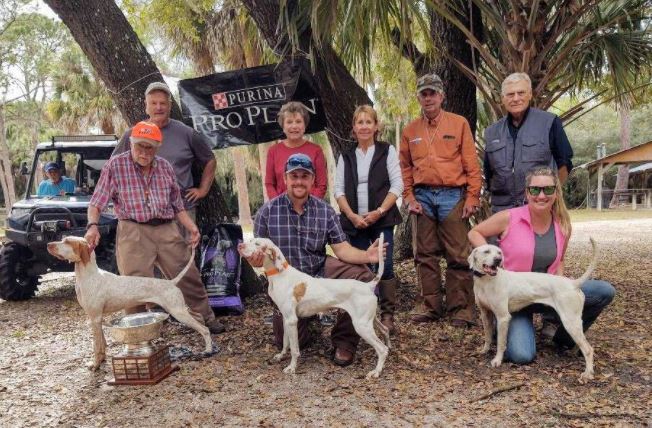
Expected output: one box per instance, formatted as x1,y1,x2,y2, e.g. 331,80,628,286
468,167,614,364
265,102,327,199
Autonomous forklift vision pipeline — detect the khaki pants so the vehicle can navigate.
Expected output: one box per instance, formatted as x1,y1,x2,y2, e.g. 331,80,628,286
116,220,215,323
272,256,375,353
412,200,475,322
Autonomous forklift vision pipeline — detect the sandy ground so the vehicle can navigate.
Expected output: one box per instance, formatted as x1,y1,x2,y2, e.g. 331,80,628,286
1,219,651,427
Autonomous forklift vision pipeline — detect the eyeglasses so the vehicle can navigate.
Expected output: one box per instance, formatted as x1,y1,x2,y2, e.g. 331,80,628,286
527,186,556,196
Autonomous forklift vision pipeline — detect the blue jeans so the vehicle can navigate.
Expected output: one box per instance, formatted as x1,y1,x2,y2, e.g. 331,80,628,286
348,226,394,279
414,186,463,222
504,280,616,364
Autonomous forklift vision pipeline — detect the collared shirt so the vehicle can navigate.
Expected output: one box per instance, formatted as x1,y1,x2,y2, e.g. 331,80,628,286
37,176,75,196
114,119,215,209
90,152,184,221
254,194,347,277
483,108,574,189
399,110,482,206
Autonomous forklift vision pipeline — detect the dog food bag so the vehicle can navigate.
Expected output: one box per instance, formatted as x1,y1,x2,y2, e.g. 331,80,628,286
200,224,244,315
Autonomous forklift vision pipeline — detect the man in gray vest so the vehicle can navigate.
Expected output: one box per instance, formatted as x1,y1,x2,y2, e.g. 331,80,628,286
483,73,574,213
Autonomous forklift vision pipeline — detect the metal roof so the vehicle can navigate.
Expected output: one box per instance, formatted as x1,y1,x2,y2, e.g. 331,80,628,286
629,162,652,174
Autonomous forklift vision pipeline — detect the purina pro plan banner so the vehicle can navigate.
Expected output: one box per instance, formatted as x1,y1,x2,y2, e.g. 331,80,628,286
179,58,327,149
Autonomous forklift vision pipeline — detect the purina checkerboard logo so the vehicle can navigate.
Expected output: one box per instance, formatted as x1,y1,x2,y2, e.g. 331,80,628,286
211,84,286,111
212,92,228,110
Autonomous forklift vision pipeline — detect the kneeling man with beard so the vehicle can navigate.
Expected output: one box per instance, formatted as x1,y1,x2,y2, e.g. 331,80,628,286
240,153,384,367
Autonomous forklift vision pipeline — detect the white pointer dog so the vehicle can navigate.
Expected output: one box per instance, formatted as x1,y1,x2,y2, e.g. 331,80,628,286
240,235,390,379
47,236,213,369
468,238,598,383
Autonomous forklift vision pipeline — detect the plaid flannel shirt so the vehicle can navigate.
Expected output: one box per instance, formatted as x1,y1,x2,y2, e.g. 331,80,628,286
90,152,184,221
254,194,347,277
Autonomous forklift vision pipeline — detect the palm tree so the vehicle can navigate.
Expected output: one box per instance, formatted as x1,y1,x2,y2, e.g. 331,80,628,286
279,0,652,126
47,46,125,135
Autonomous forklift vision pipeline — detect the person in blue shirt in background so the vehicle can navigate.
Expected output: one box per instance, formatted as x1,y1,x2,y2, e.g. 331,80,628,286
37,162,76,196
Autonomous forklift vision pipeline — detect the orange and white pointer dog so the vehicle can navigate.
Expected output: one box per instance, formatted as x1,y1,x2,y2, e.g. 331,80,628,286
240,235,390,378
47,236,212,370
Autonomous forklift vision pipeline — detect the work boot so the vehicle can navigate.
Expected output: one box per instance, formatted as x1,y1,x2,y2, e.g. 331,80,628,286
378,277,397,334
381,313,396,335
206,318,226,334
332,347,355,367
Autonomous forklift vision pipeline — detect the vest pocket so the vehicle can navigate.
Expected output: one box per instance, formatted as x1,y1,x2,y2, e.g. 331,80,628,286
521,140,550,163
485,139,507,168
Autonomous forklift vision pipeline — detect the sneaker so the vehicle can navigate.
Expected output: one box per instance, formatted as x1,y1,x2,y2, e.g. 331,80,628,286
206,319,226,334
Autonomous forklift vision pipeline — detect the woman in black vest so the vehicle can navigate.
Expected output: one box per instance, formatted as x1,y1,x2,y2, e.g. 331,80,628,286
334,105,404,333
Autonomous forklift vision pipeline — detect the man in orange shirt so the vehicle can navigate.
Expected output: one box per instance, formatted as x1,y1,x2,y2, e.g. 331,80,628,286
399,73,482,328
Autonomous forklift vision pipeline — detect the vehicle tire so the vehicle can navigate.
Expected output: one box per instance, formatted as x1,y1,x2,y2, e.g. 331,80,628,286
0,243,39,301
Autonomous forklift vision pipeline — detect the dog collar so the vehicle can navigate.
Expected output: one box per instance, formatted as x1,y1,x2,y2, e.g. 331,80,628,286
265,261,289,277
472,269,487,278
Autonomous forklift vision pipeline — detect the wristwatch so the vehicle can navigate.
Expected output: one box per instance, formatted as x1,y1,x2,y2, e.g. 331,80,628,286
377,207,386,216
86,222,99,230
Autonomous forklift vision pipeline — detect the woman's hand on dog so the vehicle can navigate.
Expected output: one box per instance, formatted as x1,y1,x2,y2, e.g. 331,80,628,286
366,239,388,263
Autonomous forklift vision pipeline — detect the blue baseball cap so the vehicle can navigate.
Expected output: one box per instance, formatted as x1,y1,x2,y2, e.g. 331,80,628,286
285,153,315,175
44,162,61,172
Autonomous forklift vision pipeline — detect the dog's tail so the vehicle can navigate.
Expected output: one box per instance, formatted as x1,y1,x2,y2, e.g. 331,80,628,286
571,238,597,289
369,233,385,289
171,247,196,284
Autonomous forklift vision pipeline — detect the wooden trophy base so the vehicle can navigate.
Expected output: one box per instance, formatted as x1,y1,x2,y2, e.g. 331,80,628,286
108,345,179,386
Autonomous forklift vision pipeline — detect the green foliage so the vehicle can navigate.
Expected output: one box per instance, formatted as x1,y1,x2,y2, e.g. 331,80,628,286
46,43,125,135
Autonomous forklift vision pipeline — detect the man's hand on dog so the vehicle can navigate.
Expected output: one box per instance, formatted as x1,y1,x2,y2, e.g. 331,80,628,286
238,243,265,268
366,238,388,263
84,227,100,252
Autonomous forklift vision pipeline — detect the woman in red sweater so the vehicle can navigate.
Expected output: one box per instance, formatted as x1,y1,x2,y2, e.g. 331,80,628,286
265,102,327,199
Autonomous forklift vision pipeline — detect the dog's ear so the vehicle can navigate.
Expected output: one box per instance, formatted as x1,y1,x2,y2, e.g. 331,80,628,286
78,240,91,265
70,239,90,265
263,246,276,263
467,248,476,270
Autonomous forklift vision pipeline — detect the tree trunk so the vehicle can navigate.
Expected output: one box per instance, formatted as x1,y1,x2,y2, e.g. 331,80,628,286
44,0,231,219
609,104,631,208
232,147,253,226
0,104,17,208
321,139,337,208
427,3,482,135
43,0,180,124
258,142,271,202
393,206,413,262
45,0,262,294
239,0,371,158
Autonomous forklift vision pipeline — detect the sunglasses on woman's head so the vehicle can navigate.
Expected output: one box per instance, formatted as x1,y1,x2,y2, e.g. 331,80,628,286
527,185,556,196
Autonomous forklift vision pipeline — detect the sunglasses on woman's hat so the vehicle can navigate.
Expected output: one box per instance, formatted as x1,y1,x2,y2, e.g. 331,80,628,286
527,185,556,196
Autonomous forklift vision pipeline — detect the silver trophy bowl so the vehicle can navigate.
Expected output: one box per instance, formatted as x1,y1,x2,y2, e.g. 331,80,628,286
105,312,169,355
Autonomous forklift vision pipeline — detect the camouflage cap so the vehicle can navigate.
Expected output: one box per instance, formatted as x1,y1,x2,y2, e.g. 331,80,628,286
416,73,444,94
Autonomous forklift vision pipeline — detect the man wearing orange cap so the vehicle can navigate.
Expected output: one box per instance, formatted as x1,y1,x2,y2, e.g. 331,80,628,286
113,82,217,221
85,121,225,334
